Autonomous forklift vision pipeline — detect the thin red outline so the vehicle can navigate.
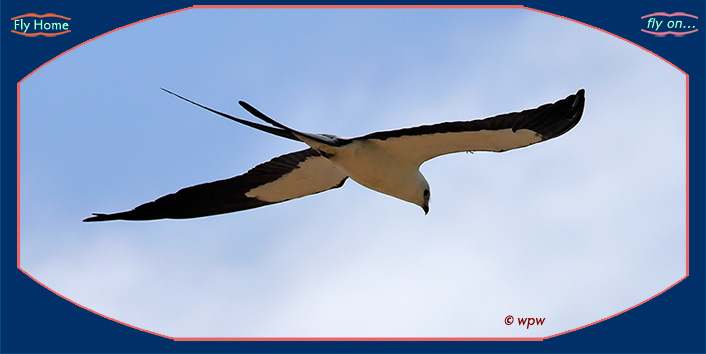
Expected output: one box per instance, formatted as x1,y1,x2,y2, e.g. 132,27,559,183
11,13,72,20
195,4,523,8
641,29,698,37
16,4,690,342
11,30,72,37
640,12,699,19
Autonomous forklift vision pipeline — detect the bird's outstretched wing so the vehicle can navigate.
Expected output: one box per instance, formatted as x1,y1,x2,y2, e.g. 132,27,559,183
357,89,585,164
83,148,347,221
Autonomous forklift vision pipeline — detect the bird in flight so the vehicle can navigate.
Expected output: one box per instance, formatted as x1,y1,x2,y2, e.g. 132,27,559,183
84,89,585,222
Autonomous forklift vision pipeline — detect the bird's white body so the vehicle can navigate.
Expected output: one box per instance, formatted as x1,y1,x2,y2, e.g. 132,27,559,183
315,138,430,210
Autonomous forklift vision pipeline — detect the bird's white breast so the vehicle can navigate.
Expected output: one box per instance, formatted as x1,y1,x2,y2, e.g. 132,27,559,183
330,140,420,198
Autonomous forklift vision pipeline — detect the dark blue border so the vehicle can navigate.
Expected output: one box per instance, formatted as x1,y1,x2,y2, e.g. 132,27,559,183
2,0,704,352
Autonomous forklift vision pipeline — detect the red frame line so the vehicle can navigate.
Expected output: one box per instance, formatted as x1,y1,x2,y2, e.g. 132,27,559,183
16,4,690,342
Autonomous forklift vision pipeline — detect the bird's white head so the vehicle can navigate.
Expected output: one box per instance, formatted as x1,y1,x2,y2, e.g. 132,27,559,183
386,171,430,215
417,173,431,215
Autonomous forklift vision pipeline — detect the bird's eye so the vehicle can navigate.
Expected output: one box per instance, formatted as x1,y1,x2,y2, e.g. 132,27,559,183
423,189,430,197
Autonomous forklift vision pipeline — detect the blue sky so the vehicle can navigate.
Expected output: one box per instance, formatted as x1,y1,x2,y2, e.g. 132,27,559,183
20,8,686,338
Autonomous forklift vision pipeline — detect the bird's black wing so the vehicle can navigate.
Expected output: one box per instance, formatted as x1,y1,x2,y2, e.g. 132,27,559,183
84,148,348,221
356,89,585,164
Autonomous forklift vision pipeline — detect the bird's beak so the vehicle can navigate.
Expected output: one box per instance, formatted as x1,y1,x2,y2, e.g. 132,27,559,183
422,205,429,215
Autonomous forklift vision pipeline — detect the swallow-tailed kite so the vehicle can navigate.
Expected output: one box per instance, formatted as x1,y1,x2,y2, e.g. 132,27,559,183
83,89,585,222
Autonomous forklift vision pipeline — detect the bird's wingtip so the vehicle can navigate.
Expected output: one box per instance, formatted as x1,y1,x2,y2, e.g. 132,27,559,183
572,89,586,118
83,213,115,222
